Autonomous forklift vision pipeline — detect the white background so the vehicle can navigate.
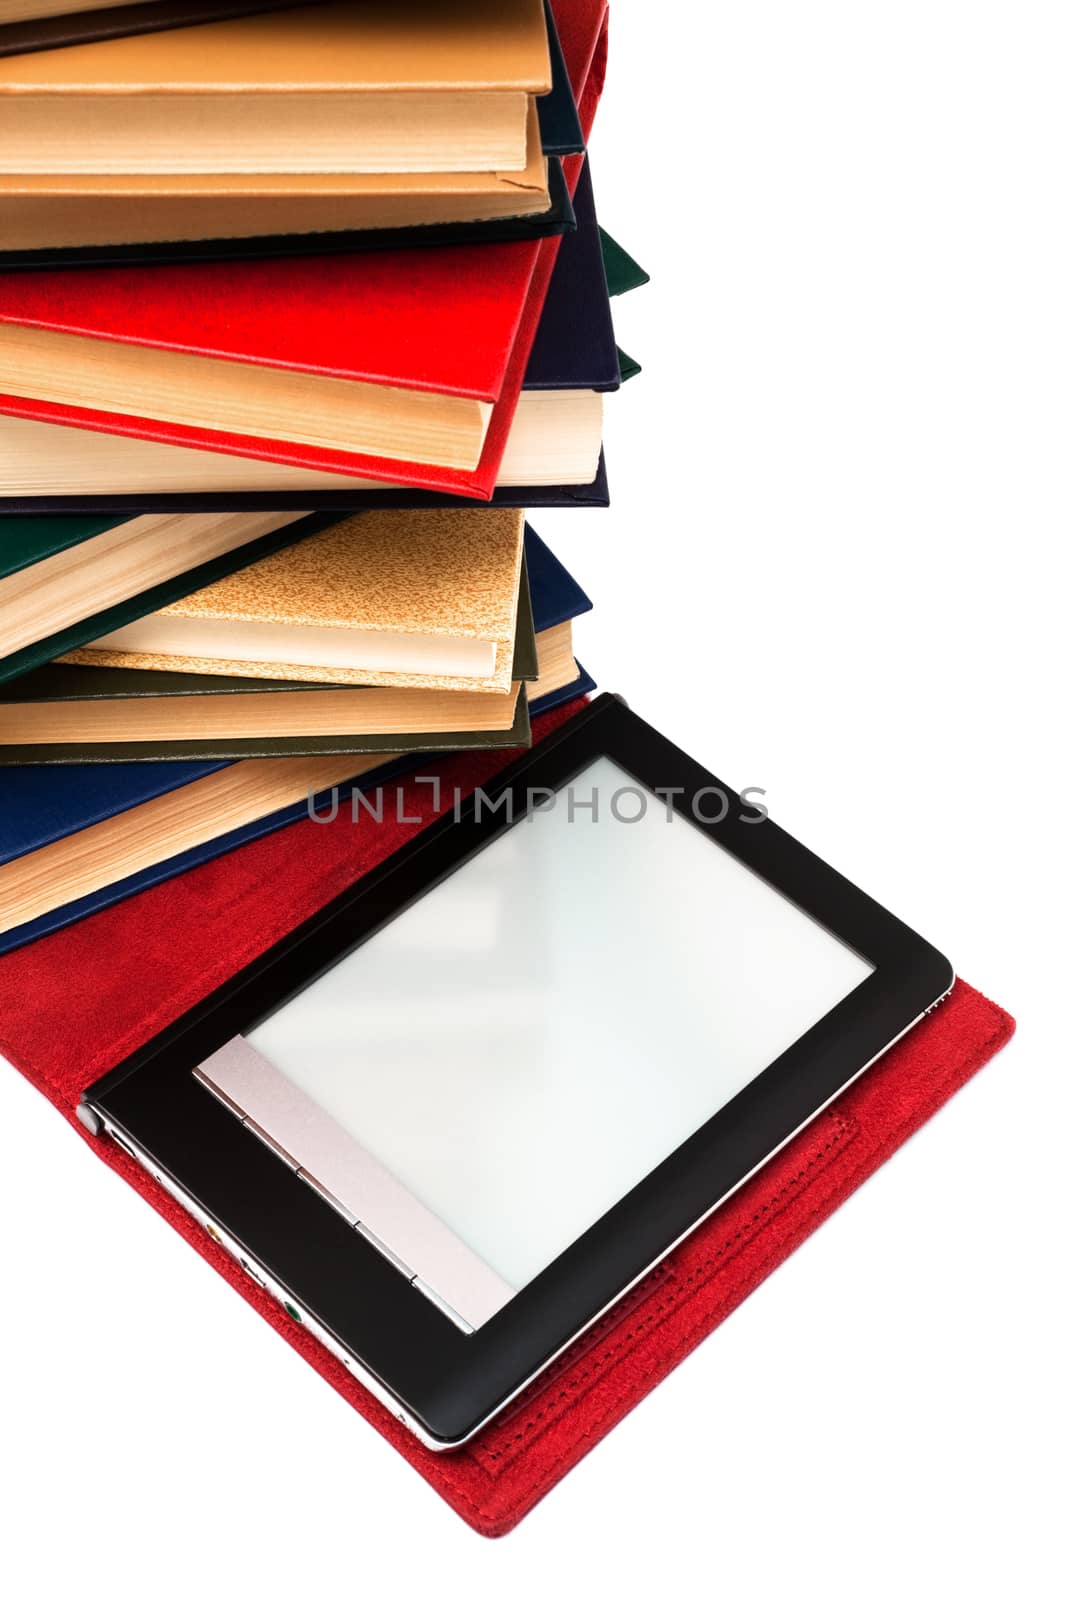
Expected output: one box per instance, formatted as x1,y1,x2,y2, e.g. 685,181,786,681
1,4,1064,1595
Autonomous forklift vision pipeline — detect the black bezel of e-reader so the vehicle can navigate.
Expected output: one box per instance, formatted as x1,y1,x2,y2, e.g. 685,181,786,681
84,693,954,1449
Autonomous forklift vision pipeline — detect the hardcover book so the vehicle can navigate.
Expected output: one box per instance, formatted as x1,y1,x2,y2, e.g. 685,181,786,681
0,675,542,763
0,750,398,942
0,544,542,761
0,0,609,499
521,159,617,393
0,542,593,761
0,529,592,942
0,150,617,509
0,448,611,517
60,507,529,693
0,104,555,257
0,156,565,266
0,508,339,683
0,0,551,175
0,5,581,261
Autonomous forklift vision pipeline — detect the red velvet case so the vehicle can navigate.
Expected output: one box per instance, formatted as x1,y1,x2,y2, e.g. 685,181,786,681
0,703,1014,1535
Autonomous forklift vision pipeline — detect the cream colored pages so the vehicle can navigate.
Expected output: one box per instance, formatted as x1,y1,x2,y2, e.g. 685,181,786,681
0,682,523,745
0,104,549,247
0,393,604,494
0,624,579,751
87,615,498,678
0,92,529,176
0,626,582,749
0,510,312,657
0,322,492,470
530,620,577,691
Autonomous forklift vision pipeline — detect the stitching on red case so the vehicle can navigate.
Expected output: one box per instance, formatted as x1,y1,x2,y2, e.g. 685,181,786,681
468,1264,675,1448
475,1007,1015,1531
30,1000,1011,1538
470,1109,857,1474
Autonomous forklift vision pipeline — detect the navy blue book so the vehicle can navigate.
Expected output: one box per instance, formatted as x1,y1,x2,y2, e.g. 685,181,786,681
0,164,618,519
0,527,595,954
524,523,592,628
536,0,585,156
0,452,611,520
523,161,618,393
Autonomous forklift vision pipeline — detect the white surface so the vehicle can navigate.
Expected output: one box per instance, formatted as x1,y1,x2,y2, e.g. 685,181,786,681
248,756,871,1293
0,5,1064,1595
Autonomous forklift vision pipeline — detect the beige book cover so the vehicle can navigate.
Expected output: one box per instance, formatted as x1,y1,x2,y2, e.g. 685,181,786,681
0,0,551,92
63,507,527,693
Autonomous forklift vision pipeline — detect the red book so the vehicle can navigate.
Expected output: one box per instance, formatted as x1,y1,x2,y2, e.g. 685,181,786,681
0,0,608,499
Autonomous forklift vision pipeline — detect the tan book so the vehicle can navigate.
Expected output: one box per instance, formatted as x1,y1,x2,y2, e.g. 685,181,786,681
0,106,550,251
0,618,579,753
0,0,552,176
62,507,528,692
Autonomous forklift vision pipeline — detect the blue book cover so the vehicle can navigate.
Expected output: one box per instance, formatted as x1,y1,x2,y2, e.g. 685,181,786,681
524,160,619,393
523,524,593,631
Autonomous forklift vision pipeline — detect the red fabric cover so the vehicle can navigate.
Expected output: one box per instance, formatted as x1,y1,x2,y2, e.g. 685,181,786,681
0,246,530,398
0,700,1014,1534
0,0,608,497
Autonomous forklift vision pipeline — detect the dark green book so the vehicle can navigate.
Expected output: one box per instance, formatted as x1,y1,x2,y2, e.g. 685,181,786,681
599,228,651,297
0,508,343,685
617,346,643,383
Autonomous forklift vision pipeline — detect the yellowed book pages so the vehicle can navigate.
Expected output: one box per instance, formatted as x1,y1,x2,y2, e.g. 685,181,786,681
0,105,549,250
0,624,581,747
0,683,523,745
0,321,492,470
0,752,387,934
0,392,604,495
0,510,312,658
530,619,577,691
0,623,586,933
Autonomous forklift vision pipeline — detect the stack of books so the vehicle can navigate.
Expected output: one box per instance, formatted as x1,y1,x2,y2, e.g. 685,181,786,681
0,0,646,951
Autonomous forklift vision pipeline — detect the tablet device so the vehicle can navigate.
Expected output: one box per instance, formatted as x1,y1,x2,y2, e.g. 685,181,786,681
82,694,953,1449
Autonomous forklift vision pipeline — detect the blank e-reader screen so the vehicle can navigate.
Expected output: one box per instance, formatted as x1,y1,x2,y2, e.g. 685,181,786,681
220,758,873,1317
